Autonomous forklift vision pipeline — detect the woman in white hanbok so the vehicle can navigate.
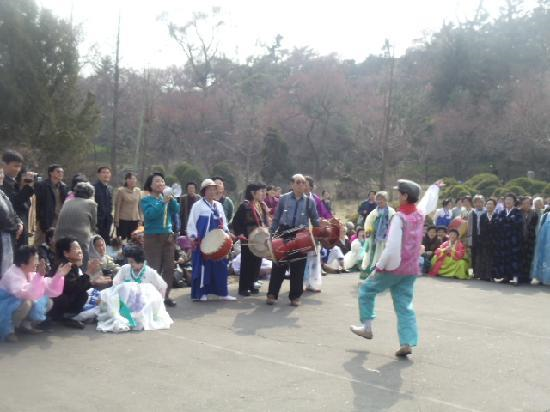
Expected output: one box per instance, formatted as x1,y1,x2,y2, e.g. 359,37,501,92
96,246,173,333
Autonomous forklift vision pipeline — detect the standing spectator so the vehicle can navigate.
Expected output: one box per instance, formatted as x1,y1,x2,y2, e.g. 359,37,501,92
533,197,545,216
493,194,523,285
141,172,180,307
461,196,474,219
357,191,377,227
531,208,550,285
65,173,89,203
421,226,441,274
434,199,454,228
114,172,143,240
519,196,538,284
264,185,280,217
304,176,332,292
213,176,235,223
54,182,97,269
94,166,113,244
467,195,485,278
179,182,200,236
476,199,499,282
0,169,23,276
321,190,333,215
34,164,67,245
360,191,396,279
1,150,34,247
451,198,464,219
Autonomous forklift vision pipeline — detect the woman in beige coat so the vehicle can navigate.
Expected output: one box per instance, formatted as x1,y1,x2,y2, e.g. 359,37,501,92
114,172,143,240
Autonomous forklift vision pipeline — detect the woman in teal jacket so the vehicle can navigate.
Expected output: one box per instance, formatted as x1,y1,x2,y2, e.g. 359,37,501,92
141,173,180,307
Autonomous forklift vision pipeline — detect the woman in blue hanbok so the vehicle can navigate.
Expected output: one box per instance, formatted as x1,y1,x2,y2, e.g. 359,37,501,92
186,179,235,301
531,209,550,285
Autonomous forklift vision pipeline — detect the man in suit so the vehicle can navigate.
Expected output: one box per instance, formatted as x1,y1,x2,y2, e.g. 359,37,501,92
94,166,113,244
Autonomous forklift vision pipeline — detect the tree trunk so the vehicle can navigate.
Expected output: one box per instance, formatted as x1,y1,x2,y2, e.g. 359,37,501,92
379,41,395,190
111,15,121,178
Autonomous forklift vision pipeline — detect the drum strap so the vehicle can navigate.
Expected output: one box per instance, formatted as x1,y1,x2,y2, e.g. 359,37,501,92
251,201,266,228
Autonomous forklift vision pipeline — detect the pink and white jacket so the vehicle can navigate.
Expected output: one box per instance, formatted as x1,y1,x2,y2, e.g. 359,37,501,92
0,265,65,300
376,185,440,275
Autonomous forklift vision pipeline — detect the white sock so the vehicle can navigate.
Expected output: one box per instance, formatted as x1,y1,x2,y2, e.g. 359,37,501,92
363,320,373,330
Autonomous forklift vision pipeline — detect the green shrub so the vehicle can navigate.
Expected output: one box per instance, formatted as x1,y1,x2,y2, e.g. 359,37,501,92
164,175,177,186
211,162,237,192
465,173,501,197
150,165,166,175
465,173,500,188
173,162,203,187
543,183,550,198
493,184,528,197
442,184,475,200
442,177,459,187
506,177,547,195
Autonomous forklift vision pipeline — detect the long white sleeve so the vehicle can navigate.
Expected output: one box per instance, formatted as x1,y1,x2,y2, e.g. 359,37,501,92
417,185,440,216
145,267,167,297
186,202,199,238
216,202,229,232
375,216,402,271
112,265,130,286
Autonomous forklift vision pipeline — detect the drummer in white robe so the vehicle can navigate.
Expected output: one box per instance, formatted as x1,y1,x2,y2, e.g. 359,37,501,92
186,179,236,301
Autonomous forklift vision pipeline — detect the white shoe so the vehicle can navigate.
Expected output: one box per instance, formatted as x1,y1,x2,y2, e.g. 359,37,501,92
221,295,236,301
200,295,208,301
350,325,373,339
254,281,262,289
531,278,541,285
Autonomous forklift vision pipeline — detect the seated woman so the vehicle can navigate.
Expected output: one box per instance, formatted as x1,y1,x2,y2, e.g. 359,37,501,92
0,246,71,342
421,226,441,273
49,238,100,329
322,245,348,274
88,235,120,288
429,229,470,279
344,228,366,271
96,246,173,333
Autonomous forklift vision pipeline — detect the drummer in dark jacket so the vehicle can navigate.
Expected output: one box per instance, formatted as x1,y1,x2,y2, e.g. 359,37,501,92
232,183,269,296
267,174,320,306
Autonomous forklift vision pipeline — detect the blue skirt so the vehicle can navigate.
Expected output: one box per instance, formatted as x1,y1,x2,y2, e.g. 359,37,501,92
0,289,49,340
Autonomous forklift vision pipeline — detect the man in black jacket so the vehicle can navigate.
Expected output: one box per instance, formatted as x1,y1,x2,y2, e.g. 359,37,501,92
34,164,67,245
94,166,113,244
1,150,34,247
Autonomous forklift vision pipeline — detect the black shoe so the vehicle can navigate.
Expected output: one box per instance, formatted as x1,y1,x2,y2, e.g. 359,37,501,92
238,290,251,297
63,319,85,330
35,319,54,331
164,298,177,307
250,288,260,295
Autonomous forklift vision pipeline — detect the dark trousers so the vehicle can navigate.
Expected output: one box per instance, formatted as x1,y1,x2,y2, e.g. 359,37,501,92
117,220,139,240
267,258,307,301
144,233,175,299
50,290,89,320
239,245,262,293
97,216,113,244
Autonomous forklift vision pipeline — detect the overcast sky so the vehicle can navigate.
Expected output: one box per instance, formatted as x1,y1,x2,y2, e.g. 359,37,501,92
38,0,539,70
